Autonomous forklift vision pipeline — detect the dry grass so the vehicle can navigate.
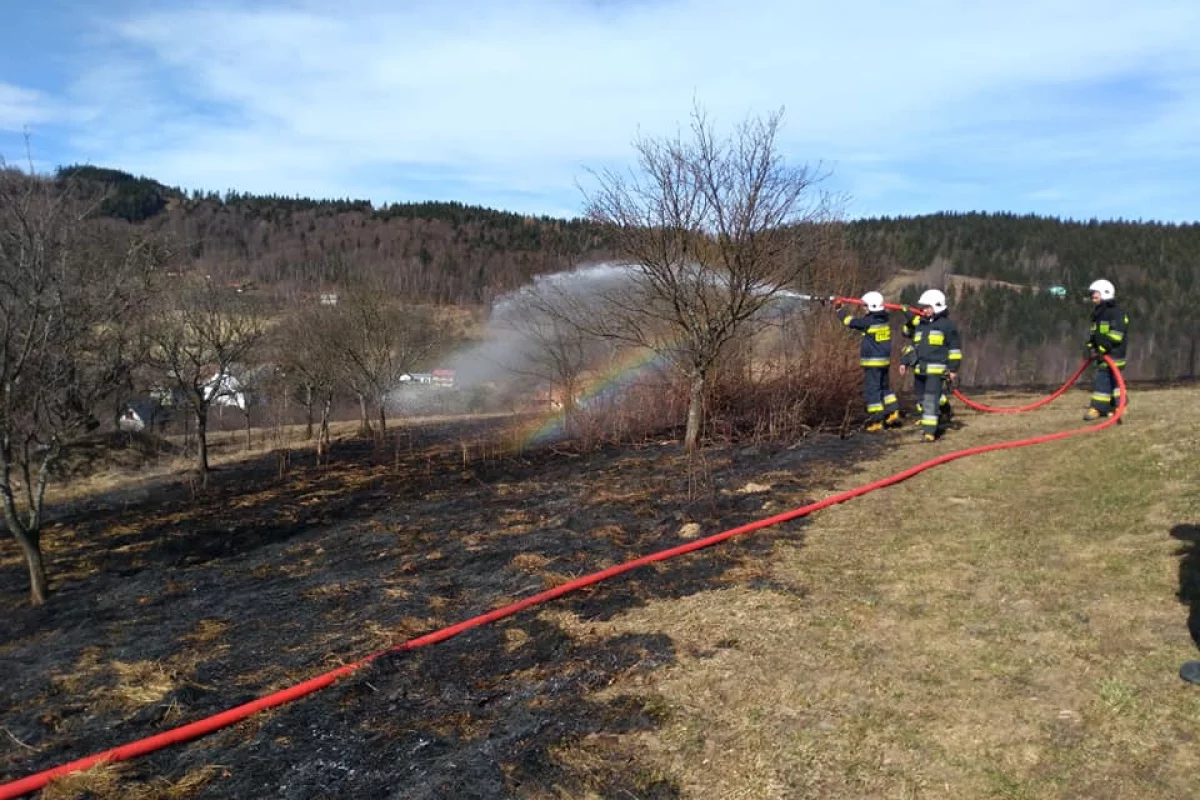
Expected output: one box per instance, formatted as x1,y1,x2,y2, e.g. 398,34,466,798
181,618,231,647
30,411,515,508
42,762,224,800
881,268,1031,297
550,384,1200,799
44,629,225,731
100,661,181,711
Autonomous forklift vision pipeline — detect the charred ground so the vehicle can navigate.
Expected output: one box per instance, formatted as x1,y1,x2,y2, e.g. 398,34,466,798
1,416,886,799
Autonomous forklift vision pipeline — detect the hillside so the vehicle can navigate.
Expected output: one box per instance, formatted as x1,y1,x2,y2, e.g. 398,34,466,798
548,381,1200,799
59,165,617,306
57,166,1200,383
848,213,1200,382
3,379,1196,798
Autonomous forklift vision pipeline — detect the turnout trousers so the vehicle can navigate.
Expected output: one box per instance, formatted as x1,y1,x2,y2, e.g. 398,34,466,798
913,373,945,437
863,366,899,423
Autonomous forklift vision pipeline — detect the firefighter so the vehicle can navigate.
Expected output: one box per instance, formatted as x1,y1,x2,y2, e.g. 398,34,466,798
898,289,962,442
1083,278,1129,420
898,309,946,428
835,291,901,431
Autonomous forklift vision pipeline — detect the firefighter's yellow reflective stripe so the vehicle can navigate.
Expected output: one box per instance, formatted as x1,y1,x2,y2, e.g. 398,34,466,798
867,324,891,342
928,331,945,345
1098,322,1110,333
920,363,947,375
866,403,884,413
948,349,962,361
841,315,853,326
1099,360,1127,369
1091,393,1111,402
860,358,890,367
1108,330,1125,341
883,393,898,405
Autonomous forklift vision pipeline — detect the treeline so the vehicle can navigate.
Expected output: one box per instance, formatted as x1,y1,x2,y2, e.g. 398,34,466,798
58,165,616,306
60,168,1199,382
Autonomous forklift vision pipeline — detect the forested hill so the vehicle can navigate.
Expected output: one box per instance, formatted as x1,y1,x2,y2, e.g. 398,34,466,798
65,166,1200,382
846,213,1200,382
59,165,617,306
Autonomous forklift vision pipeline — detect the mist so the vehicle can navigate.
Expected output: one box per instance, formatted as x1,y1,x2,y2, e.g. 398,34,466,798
384,260,820,416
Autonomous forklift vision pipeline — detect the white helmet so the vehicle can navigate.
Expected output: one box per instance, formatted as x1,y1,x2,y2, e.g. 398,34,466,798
1088,279,1115,301
917,288,947,314
861,291,885,312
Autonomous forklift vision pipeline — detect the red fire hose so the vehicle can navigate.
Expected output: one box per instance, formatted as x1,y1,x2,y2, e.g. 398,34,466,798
950,359,1093,413
0,358,1126,799
830,295,1098,413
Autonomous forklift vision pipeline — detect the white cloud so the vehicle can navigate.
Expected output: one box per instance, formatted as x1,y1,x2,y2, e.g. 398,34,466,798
0,83,58,132
20,0,1200,218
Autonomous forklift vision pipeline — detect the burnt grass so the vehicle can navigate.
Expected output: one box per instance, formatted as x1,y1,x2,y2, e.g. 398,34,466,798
0,416,885,798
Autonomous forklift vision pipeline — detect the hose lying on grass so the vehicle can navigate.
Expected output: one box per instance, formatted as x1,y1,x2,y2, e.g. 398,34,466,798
0,358,1126,800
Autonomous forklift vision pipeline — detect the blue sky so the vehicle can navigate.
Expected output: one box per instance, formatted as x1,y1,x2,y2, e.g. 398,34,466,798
3,0,1199,222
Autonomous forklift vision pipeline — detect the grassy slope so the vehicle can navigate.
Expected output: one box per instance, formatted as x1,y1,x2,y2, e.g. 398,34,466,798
551,384,1200,799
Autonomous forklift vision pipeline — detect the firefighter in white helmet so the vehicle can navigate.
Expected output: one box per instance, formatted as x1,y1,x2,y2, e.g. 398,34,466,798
1083,278,1129,420
899,288,962,442
834,291,901,431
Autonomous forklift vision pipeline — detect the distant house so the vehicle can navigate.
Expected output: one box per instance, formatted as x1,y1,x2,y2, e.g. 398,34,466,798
319,292,339,306
401,372,434,385
199,365,247,410
119,396,173,433
432,369,456,388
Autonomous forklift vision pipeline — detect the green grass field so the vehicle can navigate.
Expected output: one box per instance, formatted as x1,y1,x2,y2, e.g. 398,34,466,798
547,384,1200,799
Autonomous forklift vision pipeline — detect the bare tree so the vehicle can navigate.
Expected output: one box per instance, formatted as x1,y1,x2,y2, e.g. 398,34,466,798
0,162,163,604
582,104,838,451
332,292,443,436
144,279,265,480
225,360,272,451
274,305,342,457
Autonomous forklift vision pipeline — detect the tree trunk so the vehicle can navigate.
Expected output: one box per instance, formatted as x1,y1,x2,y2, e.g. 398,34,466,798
684,371,705,453
1,452,48,604
377,395,388,435
195,406,210,473
357,394,372,435
304,384,314,440
244,409,252,451
562,380,577,439
15,528,48,605
319,393,333,458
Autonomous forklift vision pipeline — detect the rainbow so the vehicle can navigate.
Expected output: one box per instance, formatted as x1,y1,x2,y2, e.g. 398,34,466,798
515,347,672,449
